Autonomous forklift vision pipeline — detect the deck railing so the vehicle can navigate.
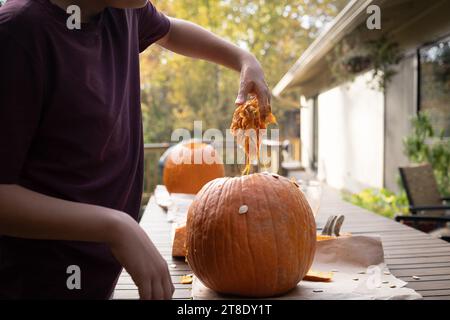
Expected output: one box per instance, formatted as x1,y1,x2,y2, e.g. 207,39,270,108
142,143,170,205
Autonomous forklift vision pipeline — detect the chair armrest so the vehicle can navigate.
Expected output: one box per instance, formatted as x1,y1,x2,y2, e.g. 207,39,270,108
410,205,450,213
395,215,450,223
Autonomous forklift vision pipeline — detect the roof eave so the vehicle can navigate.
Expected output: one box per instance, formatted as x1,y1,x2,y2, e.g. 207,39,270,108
273,0,384,97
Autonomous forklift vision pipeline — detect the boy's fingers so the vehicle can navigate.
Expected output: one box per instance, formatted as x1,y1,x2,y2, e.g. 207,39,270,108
255,82,271,116
163,278,174,300
152,281,165,300
235,81,252,105
139,282,153,300
163,268,175,300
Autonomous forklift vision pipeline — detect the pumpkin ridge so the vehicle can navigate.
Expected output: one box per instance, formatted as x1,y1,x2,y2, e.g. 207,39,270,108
227,177,242,293
291,181,304,285
190,179,215,285
294,181,316,279
201,178,223,290
243,176,259,294
209,177,228,291
284,179,308,285
304,186,316,272
296,183,312,283
260,174,282,294
270,176,298,292
253,174,275,294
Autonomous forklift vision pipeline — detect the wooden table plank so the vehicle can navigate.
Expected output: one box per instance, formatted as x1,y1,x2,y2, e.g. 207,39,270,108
385,256,450,266
417,289,450,297
113,186,450,300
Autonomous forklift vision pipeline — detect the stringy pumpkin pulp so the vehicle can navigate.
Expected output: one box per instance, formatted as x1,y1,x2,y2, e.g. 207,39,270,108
230,97,277,175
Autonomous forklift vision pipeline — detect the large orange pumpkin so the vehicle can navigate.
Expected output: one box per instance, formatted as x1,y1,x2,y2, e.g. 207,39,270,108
163,141,225,195
186,173,316,297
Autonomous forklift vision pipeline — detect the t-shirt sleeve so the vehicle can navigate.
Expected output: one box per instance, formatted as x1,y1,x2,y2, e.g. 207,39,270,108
137,1,171,53
0,32,44,184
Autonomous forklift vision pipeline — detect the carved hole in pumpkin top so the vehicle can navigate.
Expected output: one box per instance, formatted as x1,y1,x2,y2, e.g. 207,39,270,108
186,173,317,298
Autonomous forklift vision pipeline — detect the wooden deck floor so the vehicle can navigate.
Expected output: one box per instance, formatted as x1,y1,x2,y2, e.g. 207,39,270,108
113,186,450,300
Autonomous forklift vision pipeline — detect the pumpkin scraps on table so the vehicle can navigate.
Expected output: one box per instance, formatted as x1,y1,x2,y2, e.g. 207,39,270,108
230,97,277,175
304,270,334,282
181,274,193,285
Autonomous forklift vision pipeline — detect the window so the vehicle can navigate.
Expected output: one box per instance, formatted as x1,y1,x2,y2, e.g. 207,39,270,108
419,36,450,137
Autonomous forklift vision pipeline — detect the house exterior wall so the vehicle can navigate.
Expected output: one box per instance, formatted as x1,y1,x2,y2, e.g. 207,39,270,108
384,53,418,192
296,1,450,194
383,1,450,192
300,53,437,194
301,72,384,193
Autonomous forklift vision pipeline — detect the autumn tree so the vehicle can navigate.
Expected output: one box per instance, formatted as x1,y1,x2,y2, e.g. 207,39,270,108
140,0,348,143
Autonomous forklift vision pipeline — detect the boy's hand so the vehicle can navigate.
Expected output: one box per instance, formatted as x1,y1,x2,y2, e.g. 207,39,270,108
109,213,175,300
0,185,174,300
236,54,272,118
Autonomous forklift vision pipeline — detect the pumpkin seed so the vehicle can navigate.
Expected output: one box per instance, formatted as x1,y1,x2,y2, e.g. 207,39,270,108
239,205,249,214
353,278,359,281
358,271,366,274
382,281,389,284
170,264,177,269
384,271,391,275
272,174,279,179
331,269,339,273
313,289,324,293
390,285,397,289
412,276,421,280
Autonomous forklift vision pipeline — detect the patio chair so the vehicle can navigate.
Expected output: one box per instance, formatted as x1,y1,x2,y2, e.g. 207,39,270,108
395,164,450,242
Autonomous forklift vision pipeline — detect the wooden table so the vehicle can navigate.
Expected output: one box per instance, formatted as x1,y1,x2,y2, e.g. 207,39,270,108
113,186,450,300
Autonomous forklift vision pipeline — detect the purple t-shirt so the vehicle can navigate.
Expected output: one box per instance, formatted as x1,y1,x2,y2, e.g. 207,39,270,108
0,0,170,299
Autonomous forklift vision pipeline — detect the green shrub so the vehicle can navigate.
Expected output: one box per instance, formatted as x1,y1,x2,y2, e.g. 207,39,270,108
342,188,409,219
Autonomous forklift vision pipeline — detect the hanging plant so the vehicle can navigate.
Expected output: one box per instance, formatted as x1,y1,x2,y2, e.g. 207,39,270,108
328,36,370,85
366,36,403,91
342,55,372,74
329,34,403,91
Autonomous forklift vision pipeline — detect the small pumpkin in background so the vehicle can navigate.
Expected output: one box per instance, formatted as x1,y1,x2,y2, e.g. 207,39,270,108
163,141,225,195
186,173,316,298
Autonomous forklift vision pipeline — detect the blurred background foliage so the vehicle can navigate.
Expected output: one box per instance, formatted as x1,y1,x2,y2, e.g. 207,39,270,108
342,188,409,219
404,112,450,197
140,0,349,143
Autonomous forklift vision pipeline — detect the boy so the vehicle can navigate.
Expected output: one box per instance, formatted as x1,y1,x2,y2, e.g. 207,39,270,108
0,0,271,299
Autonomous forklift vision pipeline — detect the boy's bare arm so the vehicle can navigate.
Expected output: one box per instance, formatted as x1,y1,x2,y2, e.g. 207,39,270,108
0,184,174,300
0,184,121,241
157,17,272,115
